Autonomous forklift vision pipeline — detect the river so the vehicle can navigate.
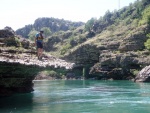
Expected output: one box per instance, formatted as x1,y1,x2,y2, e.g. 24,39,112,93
0,80,150,113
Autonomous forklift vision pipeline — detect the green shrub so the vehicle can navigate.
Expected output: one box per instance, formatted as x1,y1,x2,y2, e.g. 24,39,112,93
47,70,58,77
15,37,21,47
78,35,86,44
60,43,71,55
147,33,150,38
4,37,21,47
139,6,150,25
130,69,139,76
69,36,77,47
41,70,58,77
28,30,37,41
144,33,150,50
145,38,150,50
133,70,139,76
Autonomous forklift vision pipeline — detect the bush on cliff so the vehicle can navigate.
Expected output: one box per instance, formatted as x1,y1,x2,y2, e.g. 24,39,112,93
4,37,21,47
145,39,150,50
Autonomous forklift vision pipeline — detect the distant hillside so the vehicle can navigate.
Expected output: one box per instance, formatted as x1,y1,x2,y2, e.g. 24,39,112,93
15,0,150,80
16,17,84,38
43,0,150,80
44,0,150,56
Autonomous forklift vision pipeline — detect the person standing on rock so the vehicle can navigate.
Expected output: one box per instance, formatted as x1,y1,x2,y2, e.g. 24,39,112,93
35,30,44,60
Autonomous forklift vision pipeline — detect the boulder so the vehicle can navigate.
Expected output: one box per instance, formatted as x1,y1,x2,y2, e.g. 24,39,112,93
0,27,19,47
21,39,30,49
0,26,15,38
134,65,150,82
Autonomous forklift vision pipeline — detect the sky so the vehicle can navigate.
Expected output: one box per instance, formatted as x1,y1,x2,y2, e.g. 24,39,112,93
0,0,137,30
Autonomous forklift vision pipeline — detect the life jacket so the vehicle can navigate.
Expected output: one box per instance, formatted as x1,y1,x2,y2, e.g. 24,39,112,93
36,33,43,41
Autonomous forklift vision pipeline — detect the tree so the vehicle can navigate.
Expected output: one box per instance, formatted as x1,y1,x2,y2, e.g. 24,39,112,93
111,10,119,20
28,30,38,41
142,0,150,6
103,10,113,24
84,18,97,32
16,25,33,38
139,6,150,25
41,27,52,38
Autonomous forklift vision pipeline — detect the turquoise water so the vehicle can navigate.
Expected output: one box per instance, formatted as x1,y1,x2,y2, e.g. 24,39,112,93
1,80,150,113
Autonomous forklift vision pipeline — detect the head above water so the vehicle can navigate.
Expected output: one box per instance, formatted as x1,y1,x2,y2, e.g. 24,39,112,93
40,30,44,33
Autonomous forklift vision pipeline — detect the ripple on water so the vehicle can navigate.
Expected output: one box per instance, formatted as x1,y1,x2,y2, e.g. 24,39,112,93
2,80,150,113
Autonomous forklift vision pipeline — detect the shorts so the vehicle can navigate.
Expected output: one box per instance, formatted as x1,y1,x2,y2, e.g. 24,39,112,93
37,41,43,49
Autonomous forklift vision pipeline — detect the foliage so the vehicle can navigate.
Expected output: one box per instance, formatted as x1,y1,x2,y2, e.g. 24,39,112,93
46,70,58,77
4,37,21,47
17,0,150,58
69,36,77,47
148,15,150,25
147,33,150,38
84,18,97,32
28,29,38,41
16,25,33,38
60,43,71,55
85,0,150,35
78,34,87,44
130,69,139,76
142,0,150,6
41,27,52,38
103,10,114,24
15,37,22,47
145,33,150,47
16,17,84,38
144,33,150,50
138,5,150,25
41,68,67,78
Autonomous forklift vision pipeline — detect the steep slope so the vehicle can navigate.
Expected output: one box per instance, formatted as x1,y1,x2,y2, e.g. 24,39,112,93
14,0,150,80
59,1,150,80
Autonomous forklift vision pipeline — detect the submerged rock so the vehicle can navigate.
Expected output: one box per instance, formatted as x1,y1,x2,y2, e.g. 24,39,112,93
134,65,150,82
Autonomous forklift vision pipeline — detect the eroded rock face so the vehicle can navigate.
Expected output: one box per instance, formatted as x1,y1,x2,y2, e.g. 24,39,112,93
0,62,36,97
63,44,99,64
0,27,15,38
119,26,148,52
0,27,75,96
0,46,75,96
89,49,150,80
134,65,150,82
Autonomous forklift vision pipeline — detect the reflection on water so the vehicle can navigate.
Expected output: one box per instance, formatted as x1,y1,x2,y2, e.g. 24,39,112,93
0,93,34,113
1,80,150,113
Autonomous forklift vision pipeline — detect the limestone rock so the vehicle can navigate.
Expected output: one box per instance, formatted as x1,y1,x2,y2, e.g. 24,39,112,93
0,45,75,96
89,51,140,80
119,26,148,52
20,38,30,49
134,65,150,82
0,26,15,38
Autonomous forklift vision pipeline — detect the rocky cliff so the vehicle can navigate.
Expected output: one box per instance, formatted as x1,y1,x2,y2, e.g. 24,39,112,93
0,27,75,96
62,24,150,80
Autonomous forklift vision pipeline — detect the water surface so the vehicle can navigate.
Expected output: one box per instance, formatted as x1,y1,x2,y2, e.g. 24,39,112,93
1,80,150,113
